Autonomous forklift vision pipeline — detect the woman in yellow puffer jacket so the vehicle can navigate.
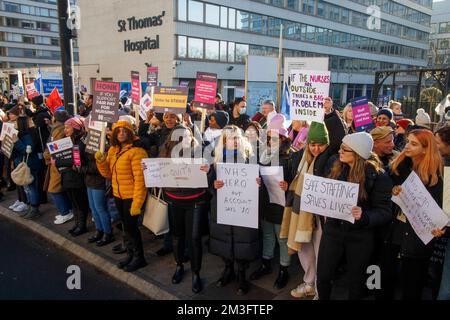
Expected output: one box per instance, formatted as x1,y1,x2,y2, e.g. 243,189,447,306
96,120,148,272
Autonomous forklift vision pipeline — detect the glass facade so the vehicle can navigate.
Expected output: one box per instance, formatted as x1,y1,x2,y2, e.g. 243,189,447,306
176,1,428,60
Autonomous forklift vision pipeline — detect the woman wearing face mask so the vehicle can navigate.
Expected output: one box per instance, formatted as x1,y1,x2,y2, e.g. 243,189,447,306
377,129,445,300
316,132,393,300
208,125,261,295
96,120,148,272
251,114,295,290
228,98,250,130
158,124,209,293
280,122,337,299
55,117,89,236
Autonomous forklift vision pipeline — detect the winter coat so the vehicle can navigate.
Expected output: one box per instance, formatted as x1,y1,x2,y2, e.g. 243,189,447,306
12,131,42,173
259,141,295,224
324,109,347,154
143,124,173,157
43,123,65,193
83,151,106,190
96,140,148,213
228,113,251,130
387,157,443,258
208,152,260,262
55,138,87,190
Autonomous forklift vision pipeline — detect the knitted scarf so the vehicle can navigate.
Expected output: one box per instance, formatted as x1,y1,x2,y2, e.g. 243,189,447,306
279,152,316,252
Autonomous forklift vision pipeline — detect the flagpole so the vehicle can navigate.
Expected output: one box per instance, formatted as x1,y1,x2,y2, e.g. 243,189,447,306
276,24,283,112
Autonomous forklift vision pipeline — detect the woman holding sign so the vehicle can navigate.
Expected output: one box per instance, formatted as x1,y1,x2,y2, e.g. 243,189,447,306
209,125,260,296
159,124,208,294
316,132,393,300
95,120,148,272
55,117,89,236
377,129,445,300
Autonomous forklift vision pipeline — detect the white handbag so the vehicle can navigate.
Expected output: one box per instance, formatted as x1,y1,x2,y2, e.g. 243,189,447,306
142,188,169,236
11,152,34,186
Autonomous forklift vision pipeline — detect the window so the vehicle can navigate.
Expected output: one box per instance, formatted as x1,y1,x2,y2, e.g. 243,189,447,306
228,42,235,62
220,41,227,62
205,40,219,60
188,0,203,23
236,11,249,31
23,21,35,29
250,13,264,34
4,3,20,13
205,4,219,26
287,0,299,11
228,8,236,29
178,0,187,21
220,7,227,28
23,35,35,44
235,43,249,62
317,1,325,17
341,9,349,24
178,35,187,58
188,37,203,59
302,0,315,15
51,38,59,46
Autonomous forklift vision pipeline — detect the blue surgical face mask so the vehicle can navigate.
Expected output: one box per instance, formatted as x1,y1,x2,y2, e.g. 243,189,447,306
239,108,247,115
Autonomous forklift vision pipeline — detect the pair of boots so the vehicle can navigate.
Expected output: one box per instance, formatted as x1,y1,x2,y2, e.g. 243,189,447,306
216,260,249,295
250,258,289,289
172,236,203,293
117,238,147,272
88,230,115,247
68,210,87,237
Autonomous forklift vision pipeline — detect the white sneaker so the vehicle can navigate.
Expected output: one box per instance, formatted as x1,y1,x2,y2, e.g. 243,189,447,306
54,213,74,225
13,202,28,212
291,283,316,299
55,214,62,220
9,200,21,210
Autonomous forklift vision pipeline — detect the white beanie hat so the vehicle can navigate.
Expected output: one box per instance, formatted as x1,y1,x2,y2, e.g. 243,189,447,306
416,108,431,127
119,115,136,126
342,132,373,160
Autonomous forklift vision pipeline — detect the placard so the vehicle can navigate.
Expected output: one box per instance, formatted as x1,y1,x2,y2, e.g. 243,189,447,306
85,128,102,154
351,96,374,132
392,171,450,244
147,67,158,88
289,69,331,123
1,135,14,158
217,163,259,229
300,174,359,223
91,80,120,123
153,86,188,114
260,166,285,207
131,71,141,105
193,72,217,109
139,93,153,121
142,158,207,188
0,122,18,141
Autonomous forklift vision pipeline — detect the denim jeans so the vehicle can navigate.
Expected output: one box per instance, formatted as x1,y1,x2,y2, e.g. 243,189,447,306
87,187,112,234
261,219,291,267
438,240,450,300
49,192,72,216
23,171,40,207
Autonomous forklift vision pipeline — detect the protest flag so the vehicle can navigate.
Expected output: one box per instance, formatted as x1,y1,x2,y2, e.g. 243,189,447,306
46,87,64,113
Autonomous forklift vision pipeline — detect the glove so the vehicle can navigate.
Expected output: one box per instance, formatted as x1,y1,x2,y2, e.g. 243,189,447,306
130,207,141,216
95,150,106,162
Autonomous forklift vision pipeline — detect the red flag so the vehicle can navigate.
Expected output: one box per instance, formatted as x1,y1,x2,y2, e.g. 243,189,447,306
46,87,63,114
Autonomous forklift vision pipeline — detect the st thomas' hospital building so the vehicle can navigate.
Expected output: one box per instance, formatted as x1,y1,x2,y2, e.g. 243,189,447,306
77,0,432,107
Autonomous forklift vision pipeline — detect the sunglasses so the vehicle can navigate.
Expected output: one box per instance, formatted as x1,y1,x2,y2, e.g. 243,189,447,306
340,146,353,153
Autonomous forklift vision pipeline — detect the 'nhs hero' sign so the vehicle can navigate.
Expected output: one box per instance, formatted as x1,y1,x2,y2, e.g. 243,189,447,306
117,11,165,54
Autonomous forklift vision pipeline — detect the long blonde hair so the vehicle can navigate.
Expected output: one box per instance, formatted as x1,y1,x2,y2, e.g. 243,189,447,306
342,103,353,127
329,152,383,201
391,129,443,186
214,125,253,163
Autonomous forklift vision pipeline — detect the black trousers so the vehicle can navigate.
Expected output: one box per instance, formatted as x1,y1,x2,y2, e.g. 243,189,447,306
376,243,430,300
171,203,204,273
66,187,89,229
317,222,374,300
114,197,144,257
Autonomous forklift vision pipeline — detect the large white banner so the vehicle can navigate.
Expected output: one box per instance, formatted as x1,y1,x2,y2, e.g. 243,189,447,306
217,163,259,229
289,69,331,123
300,174,359,224
392,171,450,245
142,158,207,188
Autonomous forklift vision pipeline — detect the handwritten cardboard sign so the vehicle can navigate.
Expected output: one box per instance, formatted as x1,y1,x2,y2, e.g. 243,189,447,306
142,158,207,188
289,69,331,123
217,163,259,229
392,171,450,244
300,174,359,223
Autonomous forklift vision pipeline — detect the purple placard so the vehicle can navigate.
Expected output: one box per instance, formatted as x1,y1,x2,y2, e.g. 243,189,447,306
351,96,374,132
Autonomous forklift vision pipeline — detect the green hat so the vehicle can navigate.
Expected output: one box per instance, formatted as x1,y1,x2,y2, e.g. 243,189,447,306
307,121,330,145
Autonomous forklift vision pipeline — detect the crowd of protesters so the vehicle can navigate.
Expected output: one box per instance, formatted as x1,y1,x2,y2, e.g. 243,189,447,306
0,89,449,300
